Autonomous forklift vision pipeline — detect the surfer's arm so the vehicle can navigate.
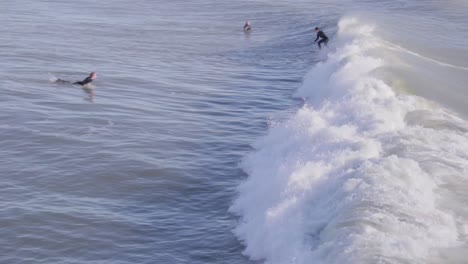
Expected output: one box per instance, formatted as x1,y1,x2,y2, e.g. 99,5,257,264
314,34,319,42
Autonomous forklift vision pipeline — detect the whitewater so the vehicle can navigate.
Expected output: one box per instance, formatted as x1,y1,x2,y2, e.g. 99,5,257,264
231,17,468,264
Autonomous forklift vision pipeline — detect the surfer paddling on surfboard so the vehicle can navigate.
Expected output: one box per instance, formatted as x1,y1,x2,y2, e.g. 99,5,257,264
244,20,252,32
53,72,97,86
314,27,329,49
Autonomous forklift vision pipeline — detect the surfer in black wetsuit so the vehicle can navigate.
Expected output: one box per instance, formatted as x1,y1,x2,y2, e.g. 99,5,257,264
74,72,96,85
55,72,97,86
244,20,252,32
314,27,329,49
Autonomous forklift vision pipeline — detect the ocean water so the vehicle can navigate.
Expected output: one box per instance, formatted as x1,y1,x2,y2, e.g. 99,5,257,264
1,0,467,264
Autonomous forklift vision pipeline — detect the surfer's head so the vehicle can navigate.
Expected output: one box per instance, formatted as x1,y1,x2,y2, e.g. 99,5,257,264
315,27,320,31
246,20,250,26
90,72,97,79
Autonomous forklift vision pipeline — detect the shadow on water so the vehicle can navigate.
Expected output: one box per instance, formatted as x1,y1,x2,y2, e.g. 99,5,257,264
82,86,95,103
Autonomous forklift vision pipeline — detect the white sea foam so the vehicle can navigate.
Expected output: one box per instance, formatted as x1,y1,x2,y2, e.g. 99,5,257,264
48,73,58,83
231,17,468,264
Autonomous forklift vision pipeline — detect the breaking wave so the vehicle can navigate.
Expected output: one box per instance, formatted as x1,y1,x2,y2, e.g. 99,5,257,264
231,17,468,264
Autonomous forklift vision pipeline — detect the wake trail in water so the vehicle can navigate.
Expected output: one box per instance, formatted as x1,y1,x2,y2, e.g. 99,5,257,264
231,17,468,264
381,40,468,71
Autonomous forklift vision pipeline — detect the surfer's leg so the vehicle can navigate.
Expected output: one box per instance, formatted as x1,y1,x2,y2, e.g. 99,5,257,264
56,79,71,84
318,39,325,49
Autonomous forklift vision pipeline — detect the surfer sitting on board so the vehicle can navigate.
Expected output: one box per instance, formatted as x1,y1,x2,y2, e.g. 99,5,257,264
54,72,97,86
244,20,252,32
314,27,328,49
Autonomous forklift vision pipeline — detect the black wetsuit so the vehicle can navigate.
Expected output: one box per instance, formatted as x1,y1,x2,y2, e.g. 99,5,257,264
74,76,93,86
314,30,329,49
